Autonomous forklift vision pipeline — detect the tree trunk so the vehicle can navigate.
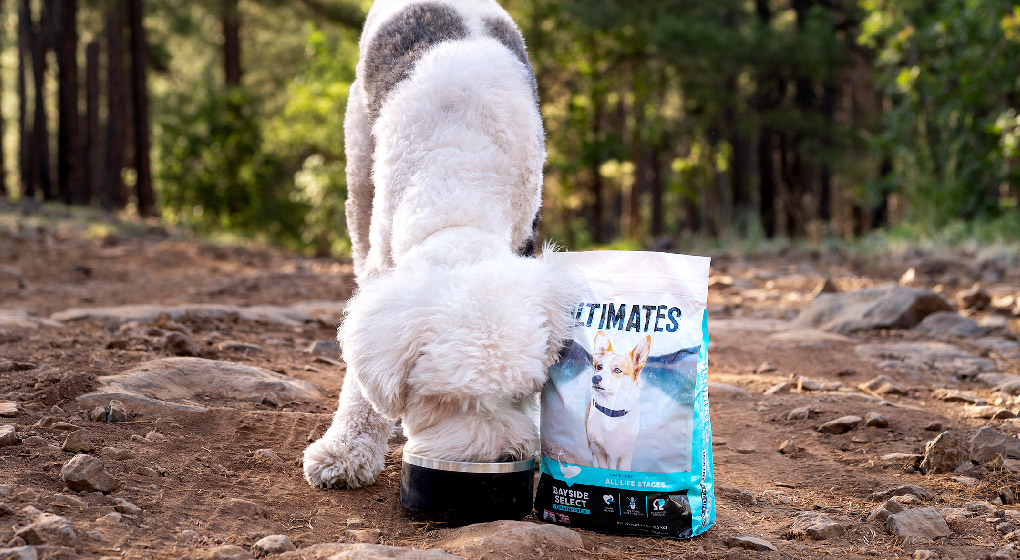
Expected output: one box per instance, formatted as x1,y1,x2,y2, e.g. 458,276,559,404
789,0,814,238
17,0,31,198
84,40,100,205
624,65,645,240
222,0,241,87
55,0,82,204
128,0,155,216
29,0,53,200
590,88,605,244
648,145,665,238
818,82,836,223
755,0,777,237
0,0,7,199
103,9,127,210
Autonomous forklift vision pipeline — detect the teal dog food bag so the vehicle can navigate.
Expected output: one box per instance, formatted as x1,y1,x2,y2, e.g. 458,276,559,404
535,250,714,538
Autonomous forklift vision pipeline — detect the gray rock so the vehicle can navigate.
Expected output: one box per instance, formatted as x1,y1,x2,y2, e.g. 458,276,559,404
933,389,984,404
877,453,922,469
717,484,757,505
51,494,85,509
439,520,583,559
987,548,1017,560
88,400,129,423
61,430,95,453
886,507,951,540
255,449,283,464
194,545,253,560
818,415,863,434
964,406,1015,420
864,411,890,428
872,484,934,502
14,513,76,545
216,340,265,353
724,536,776,551
50,304,313,328
0,361,37,373
113,498,141,515
708,382,751,399
0,425,19,447
0,546,38,560
164,332,200,357
970,426,1020,464
916,311,989,338
61,454,115,493
767,329,854,346
342,529,381,544
972,338,1020,360
920,432,968,474
765,381,794,395
793,286,952,333
0,402,20,418
855,342,995,376
785,511,846,540
289,301,346,325
796,376,821,391
978,373,1020,395
178,529,202,542
252,535,296,557
867,498,906,523
858,375,908,395
755,361,777,374
77,358,323,413
779,439,799,455
214,498,267,519
306,340,341,356
98,511,122,524
957,284,990,310
786,406,812,421
0,309,60,331
277,544,457,560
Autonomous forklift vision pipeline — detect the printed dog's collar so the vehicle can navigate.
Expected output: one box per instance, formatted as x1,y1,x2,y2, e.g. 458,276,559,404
593,399,628,418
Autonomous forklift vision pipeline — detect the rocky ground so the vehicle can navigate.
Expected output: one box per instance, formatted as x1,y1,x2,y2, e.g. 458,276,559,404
1,206,1019,560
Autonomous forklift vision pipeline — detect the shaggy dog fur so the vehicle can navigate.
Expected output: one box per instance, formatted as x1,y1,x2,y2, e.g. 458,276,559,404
303,0,580,489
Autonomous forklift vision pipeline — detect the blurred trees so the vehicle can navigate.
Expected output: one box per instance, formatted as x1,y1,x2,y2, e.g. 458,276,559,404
0,0,1017,253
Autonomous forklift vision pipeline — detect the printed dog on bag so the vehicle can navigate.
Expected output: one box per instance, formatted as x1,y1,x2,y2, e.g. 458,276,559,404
586,331,650,470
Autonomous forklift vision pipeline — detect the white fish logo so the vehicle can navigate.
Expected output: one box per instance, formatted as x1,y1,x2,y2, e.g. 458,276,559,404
557,451,581,479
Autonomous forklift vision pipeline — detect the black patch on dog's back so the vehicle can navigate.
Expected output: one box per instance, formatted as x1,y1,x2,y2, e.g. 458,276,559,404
483,17,538,102
516,210,541,257
363,3,468,123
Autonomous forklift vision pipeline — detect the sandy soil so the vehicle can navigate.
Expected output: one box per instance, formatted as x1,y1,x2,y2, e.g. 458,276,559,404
1,205,1019,559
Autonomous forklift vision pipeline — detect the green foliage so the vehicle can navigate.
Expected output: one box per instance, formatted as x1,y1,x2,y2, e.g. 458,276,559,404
860,0,1020,229
155,82,306,246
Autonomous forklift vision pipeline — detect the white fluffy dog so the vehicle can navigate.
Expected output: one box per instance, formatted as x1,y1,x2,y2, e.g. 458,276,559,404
302,0,580,489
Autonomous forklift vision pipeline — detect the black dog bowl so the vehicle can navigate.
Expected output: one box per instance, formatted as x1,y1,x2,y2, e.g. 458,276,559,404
400,451,536,524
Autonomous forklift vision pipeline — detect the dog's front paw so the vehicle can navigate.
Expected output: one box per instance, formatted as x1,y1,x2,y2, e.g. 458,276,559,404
303,430,386,489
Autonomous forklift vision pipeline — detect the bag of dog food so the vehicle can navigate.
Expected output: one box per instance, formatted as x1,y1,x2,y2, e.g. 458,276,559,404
535,250,714,538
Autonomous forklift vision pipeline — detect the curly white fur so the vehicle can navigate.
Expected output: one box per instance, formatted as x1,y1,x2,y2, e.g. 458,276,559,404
303,0,580,488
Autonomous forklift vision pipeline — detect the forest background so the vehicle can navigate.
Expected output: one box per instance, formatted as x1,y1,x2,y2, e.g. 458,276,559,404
1,0,1018,256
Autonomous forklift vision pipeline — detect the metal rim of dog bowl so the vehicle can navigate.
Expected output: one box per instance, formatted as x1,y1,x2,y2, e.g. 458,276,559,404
402,451,536,474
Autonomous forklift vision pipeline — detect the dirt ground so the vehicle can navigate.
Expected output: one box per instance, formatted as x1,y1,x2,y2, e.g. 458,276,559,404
2,205,1020,559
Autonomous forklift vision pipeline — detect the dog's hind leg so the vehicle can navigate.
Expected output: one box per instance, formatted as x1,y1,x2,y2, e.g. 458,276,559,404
343,79,375,281
303,366,394,489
